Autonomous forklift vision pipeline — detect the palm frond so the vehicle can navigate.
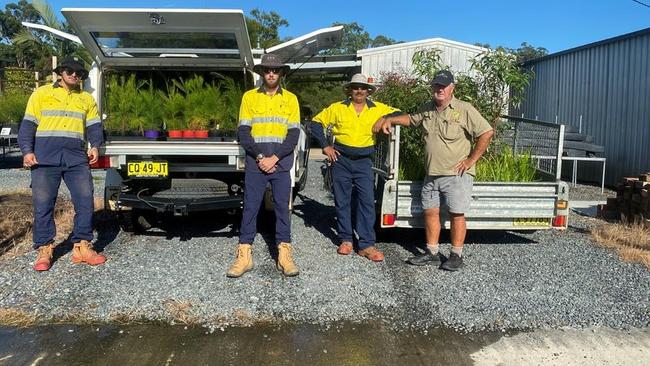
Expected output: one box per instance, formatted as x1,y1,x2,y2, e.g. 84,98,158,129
32,0,62,30
11,29,39,45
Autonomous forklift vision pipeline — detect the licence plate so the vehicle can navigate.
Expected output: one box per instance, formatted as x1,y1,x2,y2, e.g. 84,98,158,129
127,161,168,177
513,218,551,227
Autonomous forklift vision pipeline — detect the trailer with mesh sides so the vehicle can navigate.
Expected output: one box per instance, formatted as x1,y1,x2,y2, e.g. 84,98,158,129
373,115,570,230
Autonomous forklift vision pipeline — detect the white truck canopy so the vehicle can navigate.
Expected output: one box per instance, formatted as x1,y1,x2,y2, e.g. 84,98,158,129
62,8,255,69
61,8,346,72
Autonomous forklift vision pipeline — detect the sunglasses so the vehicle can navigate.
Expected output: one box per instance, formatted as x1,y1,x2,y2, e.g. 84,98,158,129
350,84,369,91
61,67,87,78
263,68,281,74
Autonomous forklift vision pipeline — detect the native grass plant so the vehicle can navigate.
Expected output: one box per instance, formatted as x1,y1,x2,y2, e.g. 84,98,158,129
475,144,537,182
138,82,163,132
373,47,534,181
173,75,214,131
105,73,242,135
216,75,244,132
104,74,145,135
159,81,186,131
0,91,30,125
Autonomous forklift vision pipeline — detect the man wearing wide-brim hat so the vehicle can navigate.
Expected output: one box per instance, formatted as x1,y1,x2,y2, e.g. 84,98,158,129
310,73,401,262
18,56,106,271
374,70,495,271
227,53,301,278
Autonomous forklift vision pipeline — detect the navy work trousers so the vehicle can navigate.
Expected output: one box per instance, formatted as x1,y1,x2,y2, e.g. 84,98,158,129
30,163,94,248
332,155,375,249
239,170,292,245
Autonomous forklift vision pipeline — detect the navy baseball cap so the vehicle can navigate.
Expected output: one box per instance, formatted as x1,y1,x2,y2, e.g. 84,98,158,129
430,70,454,86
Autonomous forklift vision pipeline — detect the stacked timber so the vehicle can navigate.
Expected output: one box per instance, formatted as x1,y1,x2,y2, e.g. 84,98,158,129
599,174,650,226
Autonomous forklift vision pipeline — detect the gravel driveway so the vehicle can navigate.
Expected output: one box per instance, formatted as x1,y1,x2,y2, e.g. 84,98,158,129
0,158,648,332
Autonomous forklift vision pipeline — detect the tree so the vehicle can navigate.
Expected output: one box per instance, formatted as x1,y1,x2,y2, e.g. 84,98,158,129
325,22,396,54
474,41,549,63
246,8,289,49
511,42,548,63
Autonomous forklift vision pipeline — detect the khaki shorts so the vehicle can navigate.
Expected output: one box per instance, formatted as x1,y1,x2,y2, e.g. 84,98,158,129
421,174,474,214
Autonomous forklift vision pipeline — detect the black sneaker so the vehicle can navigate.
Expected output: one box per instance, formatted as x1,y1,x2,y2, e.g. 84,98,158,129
407,250,444,266
441,252,464,271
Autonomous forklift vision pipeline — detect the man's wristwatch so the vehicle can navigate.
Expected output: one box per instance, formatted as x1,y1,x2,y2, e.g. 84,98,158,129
256,153,265,162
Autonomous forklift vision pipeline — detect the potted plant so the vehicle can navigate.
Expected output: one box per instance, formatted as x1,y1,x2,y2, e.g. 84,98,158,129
139,82,163,139
159,82,186,138
104,74,143,137
177,76,213,138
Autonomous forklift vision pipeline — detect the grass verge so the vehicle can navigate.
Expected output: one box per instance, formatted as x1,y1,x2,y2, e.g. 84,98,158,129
591,222,650,268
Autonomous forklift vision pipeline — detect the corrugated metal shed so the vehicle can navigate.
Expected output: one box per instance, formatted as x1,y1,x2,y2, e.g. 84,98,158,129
358,38,486,81
512,28,650,186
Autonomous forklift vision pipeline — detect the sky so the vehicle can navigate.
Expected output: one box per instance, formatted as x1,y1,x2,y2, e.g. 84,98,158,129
2,0,650,53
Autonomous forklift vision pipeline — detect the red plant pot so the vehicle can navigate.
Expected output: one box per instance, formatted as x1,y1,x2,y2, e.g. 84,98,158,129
182,130,196,138
194,130,209,138
168,130,183,138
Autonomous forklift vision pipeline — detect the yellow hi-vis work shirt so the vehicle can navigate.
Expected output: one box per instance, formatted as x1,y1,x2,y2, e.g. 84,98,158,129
238,87,300,172
313,99,399,148
18,82,103,167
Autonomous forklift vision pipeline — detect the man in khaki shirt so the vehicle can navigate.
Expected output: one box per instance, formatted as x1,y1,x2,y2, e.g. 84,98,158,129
374,70,494,271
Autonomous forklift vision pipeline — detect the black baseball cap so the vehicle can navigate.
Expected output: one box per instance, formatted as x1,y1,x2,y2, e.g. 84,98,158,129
53,56,89,80
430,70,454,87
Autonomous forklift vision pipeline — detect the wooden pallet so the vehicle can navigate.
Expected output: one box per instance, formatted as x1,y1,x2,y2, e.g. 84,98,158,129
598,173,650,228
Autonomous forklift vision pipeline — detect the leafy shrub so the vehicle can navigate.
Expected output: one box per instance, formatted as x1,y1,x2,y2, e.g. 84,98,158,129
0,92,30,125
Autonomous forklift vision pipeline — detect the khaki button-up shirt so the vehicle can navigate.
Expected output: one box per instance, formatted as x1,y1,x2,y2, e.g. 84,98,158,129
409,97,492,176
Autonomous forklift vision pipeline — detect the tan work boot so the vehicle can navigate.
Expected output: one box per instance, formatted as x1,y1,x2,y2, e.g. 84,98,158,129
71,240,106,266
227,244,253,278
34,243,54,271
277,242,299,277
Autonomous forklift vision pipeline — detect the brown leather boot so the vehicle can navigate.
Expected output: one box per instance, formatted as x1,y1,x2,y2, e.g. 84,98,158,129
277,242,299,277
227,244,253,278
34,243,54,271
71,240,106,266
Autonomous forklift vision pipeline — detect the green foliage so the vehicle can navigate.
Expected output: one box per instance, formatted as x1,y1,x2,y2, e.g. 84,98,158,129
215,75,243,131
104,73,242,135
0,90,29,124
2,68,37,93
8,0,90,68
158,81,185,131
138,81,163,131
246,8,289,49
104,74,144,135
325,22,397,55
475,144,537,182
288,80,346,115
468,48,532,125
373,72,431,180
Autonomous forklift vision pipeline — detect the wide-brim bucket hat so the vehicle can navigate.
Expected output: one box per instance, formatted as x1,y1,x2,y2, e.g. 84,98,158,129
253,53,290,75
343,73,376,94
53,56,89,80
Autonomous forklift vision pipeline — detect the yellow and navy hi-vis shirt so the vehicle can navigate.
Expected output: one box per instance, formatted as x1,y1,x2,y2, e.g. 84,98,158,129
238,86,300,173
18,82,103,167
312,98,400,155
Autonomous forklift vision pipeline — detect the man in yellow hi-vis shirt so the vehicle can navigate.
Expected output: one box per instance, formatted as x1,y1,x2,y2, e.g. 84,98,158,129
311,74,401,262
227,54,300,278
18,57,106,271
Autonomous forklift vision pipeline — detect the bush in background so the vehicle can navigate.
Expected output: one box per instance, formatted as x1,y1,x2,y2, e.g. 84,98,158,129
0,91,29,125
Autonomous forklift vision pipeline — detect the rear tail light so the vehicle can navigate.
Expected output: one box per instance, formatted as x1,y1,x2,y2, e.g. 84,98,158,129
552,215,567,228
90,156,111,169
382,214,396,226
